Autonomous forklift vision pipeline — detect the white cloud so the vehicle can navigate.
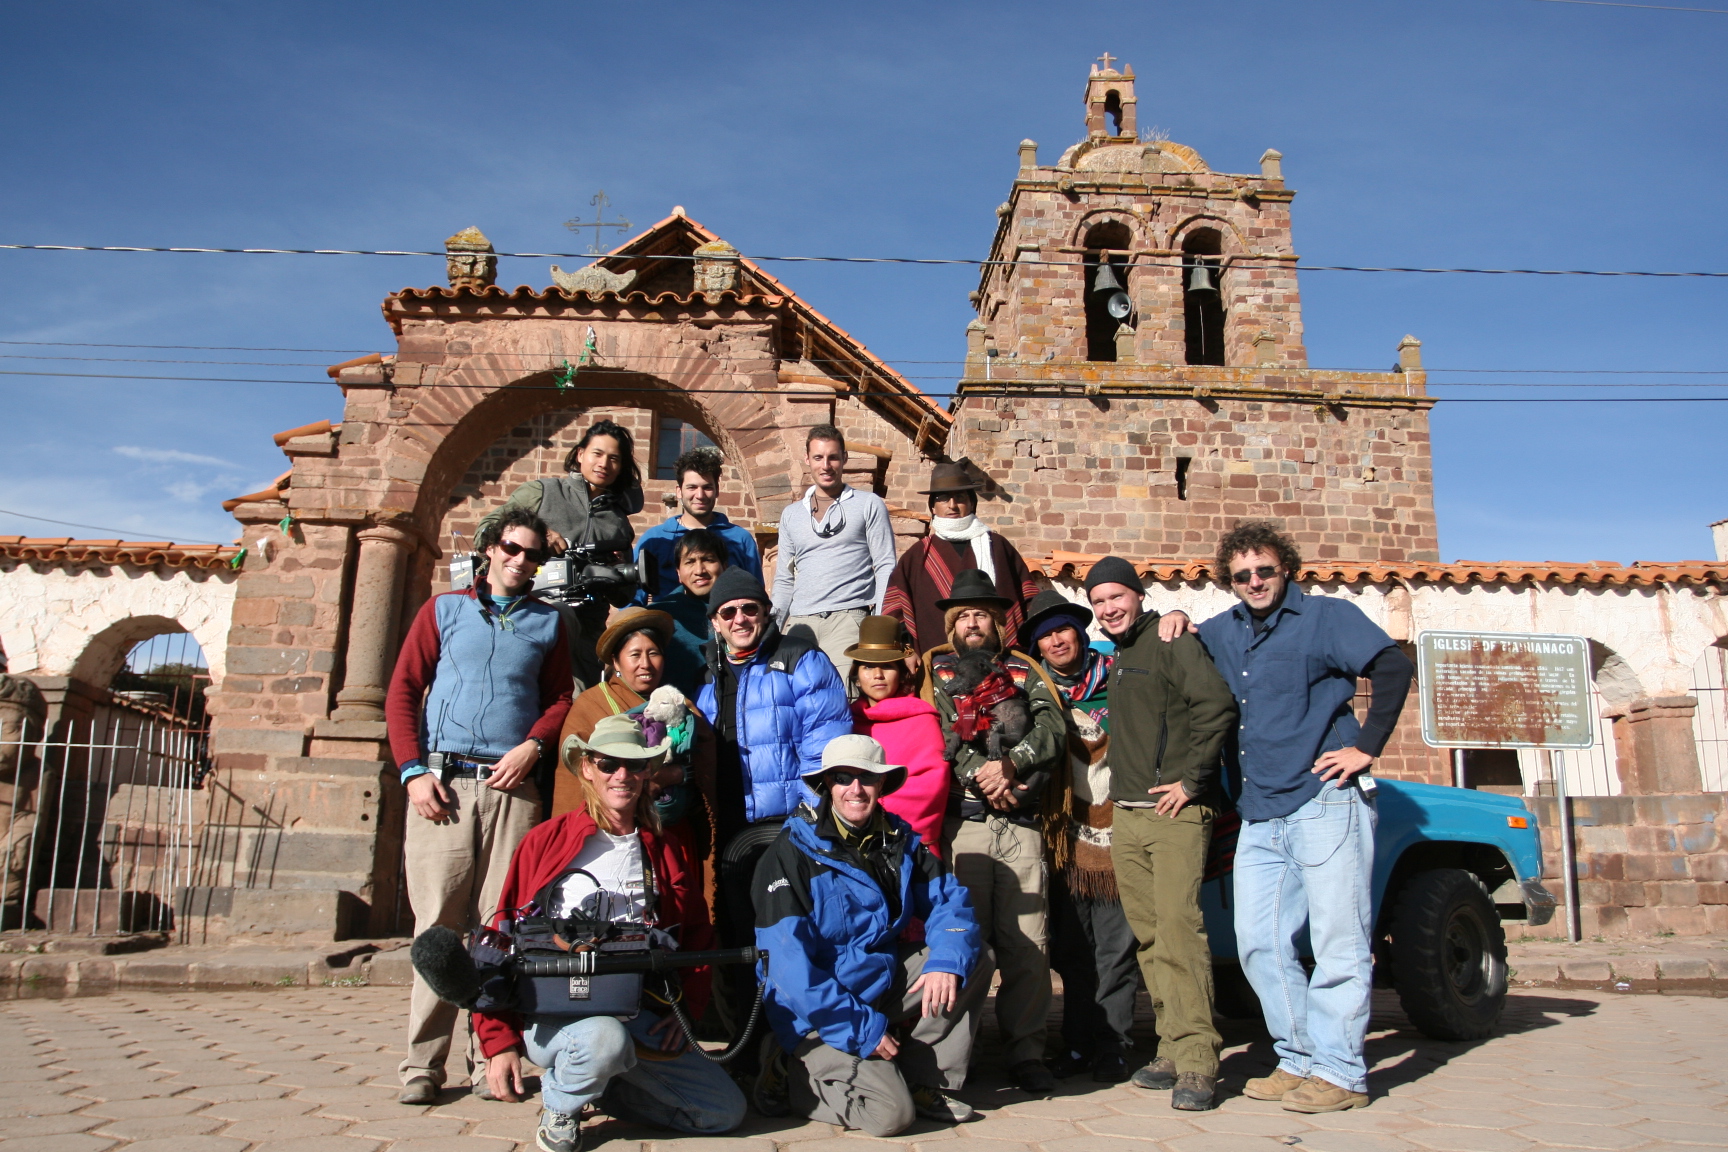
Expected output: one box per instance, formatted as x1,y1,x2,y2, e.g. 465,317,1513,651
114,445,237,468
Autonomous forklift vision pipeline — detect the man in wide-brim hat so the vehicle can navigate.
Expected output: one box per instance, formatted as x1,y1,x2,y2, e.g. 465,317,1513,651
882,462,1042,662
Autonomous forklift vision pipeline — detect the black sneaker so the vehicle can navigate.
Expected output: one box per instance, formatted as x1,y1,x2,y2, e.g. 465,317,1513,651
752,1044,790,1117
1010,1059,1056,1096
1049,1049,1092,1079
911,1084,977,1123
536,1109,582,1152
1092,1051,1131,1083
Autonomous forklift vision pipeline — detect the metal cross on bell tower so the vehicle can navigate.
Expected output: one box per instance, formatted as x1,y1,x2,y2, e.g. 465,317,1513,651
564,191,632,255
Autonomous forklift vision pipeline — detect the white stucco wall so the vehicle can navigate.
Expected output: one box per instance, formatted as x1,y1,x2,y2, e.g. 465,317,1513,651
0,561,237,686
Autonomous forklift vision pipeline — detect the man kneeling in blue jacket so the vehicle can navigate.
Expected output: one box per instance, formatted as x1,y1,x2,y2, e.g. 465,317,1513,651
751,734,993,1136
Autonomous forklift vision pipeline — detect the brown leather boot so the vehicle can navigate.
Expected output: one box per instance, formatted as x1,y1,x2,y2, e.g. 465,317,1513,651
1281,1075,1369,1113
1243,1067,1307,1101
1129,1056,1176,1090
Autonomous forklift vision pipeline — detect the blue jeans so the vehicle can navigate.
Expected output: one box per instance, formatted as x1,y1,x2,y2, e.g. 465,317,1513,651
1234,784,1376,1094
523,1012,745,1134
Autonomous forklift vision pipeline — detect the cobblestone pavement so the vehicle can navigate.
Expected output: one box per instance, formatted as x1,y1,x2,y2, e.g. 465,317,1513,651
1,986,1724,1151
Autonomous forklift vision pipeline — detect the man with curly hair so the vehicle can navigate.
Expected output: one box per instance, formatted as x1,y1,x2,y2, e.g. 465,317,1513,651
1187,521,1413,1113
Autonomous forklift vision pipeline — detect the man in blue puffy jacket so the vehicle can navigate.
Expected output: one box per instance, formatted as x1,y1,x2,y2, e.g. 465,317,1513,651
696,567,853,1058
752,734,991,1136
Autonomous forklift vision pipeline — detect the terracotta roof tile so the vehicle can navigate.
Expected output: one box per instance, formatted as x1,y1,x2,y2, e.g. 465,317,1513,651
1028,551,1727,589
0,537,241,570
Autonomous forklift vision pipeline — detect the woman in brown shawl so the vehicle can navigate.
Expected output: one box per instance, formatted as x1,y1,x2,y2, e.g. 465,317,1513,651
554,607,719,905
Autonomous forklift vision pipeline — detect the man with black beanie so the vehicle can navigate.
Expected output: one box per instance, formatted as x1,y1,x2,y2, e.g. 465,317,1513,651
1085,556,1237,1111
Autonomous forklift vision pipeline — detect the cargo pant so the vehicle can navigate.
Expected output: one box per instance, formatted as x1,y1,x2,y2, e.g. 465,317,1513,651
399,775,540,1086
789,944,994,1137
1110,803,1220,1077
944,814,1049,1066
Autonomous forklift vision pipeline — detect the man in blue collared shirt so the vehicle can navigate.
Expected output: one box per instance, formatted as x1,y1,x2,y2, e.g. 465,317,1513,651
1193,522,1412,1114
634,447,763,603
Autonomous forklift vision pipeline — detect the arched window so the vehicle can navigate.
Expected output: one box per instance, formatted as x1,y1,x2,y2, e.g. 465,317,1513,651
1083,221,1133,362
1104,89,1124,136
1182,228,1226,366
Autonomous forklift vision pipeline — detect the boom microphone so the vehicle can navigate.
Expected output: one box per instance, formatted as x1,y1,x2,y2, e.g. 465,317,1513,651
517,946,762,976
410,926,482,1009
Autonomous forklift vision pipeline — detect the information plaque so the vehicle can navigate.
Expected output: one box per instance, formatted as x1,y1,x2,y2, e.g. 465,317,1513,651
1417,630,1595,750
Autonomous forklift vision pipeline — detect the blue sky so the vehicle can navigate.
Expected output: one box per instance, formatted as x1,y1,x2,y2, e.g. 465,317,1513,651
2,0,1723,561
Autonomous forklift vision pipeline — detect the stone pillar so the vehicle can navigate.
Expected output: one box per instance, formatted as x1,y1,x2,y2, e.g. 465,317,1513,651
330,525,413,724
1617,696,1703,794
1018,139,1038,170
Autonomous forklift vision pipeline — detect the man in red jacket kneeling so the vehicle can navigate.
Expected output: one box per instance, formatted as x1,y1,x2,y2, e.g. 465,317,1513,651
474,714,746,1152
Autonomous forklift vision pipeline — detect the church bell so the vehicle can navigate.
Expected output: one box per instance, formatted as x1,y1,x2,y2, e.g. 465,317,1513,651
1187,263,1219,297
1091,261,1123,294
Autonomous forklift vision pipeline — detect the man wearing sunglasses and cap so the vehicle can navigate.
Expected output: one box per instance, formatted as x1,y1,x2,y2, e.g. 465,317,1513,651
696,567,853,1064
387,505,575,1105
751,734,991,1136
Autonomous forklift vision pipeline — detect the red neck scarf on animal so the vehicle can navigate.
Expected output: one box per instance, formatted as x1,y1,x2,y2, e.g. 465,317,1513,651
952,668,1020,743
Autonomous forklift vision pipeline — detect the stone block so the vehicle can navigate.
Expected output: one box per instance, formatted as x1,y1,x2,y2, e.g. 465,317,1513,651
1558,958,1611,982
1657,956,1711,980
226,647,309,677
210,727,307,756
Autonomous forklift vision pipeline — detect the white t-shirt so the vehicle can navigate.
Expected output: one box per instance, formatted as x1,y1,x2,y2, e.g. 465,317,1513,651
551,829,648,923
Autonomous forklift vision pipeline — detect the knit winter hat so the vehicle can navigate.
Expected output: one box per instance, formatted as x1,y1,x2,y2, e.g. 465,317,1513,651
1083,555,1145,596
706,567,771,615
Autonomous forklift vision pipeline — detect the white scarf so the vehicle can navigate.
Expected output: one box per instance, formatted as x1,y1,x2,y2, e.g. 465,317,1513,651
931,515,995,582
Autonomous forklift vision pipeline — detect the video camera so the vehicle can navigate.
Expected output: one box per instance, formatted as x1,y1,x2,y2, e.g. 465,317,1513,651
531,542,642,608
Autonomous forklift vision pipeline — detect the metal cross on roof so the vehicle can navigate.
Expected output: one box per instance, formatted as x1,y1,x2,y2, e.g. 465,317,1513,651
1096,52,1116,72
563,191,632,255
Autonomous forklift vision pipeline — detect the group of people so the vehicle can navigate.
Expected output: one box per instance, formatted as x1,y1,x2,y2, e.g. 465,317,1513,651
386,420,1414,1151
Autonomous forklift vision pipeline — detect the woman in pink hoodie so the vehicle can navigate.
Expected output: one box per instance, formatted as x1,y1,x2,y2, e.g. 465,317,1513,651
845,616,949,857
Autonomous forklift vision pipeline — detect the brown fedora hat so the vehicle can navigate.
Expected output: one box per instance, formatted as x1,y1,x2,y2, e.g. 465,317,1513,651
917,462,980,496
596,608,674,669
843,615,912,664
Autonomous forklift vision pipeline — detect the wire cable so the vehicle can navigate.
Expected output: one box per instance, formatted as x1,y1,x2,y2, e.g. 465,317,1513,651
2,243,1724,278
1527,0,1728,13
0,506,226,545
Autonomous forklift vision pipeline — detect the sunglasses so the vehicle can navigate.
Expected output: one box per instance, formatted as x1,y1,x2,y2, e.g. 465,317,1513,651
716,601,764,622
827,769,880,788
1231,564,1282,585
496,540,549,564
589,754,651,775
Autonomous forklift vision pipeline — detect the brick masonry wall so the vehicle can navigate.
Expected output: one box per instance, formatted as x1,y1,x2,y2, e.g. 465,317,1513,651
1519,794,1728,938
952,394,1438,563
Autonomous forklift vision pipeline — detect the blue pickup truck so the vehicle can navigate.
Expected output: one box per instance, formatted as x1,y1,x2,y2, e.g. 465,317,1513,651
1204,778,1557,1041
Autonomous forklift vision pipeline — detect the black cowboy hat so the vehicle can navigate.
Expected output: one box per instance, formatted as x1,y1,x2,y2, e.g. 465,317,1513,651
934,568,1015,612
1019,589,1093,649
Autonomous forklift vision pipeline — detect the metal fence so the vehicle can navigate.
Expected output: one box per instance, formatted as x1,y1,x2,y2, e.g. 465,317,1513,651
1694,645,1728,793
0,707,210,936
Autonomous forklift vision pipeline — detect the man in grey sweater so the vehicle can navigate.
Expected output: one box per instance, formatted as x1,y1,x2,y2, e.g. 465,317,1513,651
770,424,897,684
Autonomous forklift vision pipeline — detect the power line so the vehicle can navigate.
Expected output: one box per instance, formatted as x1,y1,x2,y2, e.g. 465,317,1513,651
2,242,1724,278
0,506,225,545
1527,0,1728,13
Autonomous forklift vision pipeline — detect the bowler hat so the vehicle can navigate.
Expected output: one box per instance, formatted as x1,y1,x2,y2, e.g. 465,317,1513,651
1020,589,1092,650
934,568,1015,612
918,462,980,496
843,615,912,664
800,733,905,796
595,608,674,669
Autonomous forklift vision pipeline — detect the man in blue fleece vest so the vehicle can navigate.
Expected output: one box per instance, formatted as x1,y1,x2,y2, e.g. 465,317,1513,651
386,506,573,1105
751,735,991,1137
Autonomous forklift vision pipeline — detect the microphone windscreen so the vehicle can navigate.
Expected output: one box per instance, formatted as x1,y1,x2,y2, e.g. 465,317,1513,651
411,926,482,1009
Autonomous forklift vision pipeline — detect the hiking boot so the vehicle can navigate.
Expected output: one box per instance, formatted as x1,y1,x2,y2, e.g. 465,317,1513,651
536,1108,582,1152
1049,1049,1091,1079
1092,1052,1131,1083
1243,1066,1308,1101
1129,1056,1177,1090
1171,1071,1218,1111
752,1044,791,1117
1010,1059,1056,1096
911,1085,977,1123
397,1076,438,1105
1281,1075,1369,1113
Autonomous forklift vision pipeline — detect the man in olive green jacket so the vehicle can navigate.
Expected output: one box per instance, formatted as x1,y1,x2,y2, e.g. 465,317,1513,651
1084,556,1237,1112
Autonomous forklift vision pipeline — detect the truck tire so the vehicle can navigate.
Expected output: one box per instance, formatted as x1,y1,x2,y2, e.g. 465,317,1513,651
1389,868,1507,1040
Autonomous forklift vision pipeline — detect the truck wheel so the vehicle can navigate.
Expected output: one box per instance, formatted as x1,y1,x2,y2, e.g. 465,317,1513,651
1389,868,1508,1040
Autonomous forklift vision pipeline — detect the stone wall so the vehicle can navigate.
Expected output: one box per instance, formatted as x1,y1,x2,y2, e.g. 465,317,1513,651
1518,793,1728,938
953,391,1437,563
